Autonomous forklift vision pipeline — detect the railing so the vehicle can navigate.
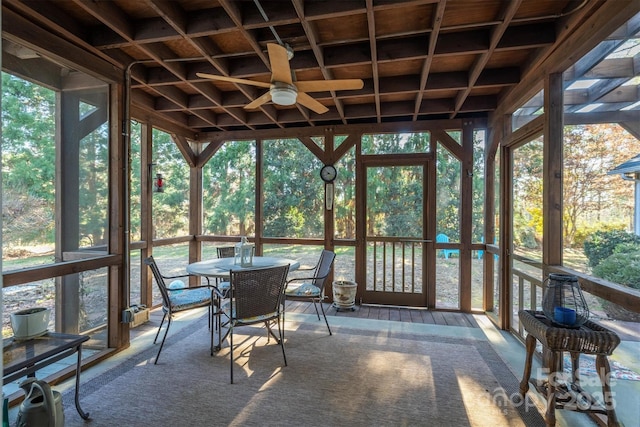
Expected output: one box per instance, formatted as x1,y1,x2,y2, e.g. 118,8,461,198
508,253,640,341
511,263,544,339
366,237,430,294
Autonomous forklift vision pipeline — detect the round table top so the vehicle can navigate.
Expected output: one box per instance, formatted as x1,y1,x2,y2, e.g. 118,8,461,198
186,256,300,278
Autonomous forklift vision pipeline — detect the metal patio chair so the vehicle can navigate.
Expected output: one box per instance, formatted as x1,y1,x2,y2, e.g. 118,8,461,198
284,249,336,336
144,256,221,364
218,264,290,384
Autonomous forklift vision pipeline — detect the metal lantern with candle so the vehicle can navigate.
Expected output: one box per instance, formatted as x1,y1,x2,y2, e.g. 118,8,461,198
153,173,164,193
234,236,254,267
542,273,589,328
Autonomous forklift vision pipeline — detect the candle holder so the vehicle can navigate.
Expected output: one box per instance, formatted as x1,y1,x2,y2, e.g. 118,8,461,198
542,273,589,328
234,236,254,267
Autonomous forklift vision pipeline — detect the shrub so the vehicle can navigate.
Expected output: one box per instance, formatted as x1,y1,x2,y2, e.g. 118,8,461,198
593,250,640,322
572,222,625,249
593,251,640,291
583,230,640,267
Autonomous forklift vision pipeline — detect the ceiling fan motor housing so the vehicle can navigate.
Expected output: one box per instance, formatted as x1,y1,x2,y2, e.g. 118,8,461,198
270,81,298,105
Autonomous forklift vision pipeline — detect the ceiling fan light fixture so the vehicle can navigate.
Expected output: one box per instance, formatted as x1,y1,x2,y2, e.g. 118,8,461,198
270,83,297,105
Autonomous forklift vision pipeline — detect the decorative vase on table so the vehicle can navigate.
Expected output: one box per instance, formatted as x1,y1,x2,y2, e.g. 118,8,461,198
542,273,589,328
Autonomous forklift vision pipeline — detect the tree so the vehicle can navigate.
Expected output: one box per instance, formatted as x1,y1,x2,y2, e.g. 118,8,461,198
152,129,190,238
436,142,461,240
203,140,256,236
563,124,636,246
263,138,322,237
512,138,544,250
1,73,56,247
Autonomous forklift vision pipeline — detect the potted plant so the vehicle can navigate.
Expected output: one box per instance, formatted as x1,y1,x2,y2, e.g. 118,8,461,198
332,280,357,311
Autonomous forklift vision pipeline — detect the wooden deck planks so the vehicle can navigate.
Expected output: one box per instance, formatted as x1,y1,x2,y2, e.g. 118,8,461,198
133,303,480,345
284,302,478,328
247,300,481,329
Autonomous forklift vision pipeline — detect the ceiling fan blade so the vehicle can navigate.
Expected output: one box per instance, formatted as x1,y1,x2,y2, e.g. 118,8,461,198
267,43,293,85
295,79,364,92
297,92,329,114
196,72,271,88
244,91,273,110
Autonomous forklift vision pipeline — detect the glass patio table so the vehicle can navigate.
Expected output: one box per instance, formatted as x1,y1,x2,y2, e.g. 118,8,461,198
3,332,91,420
187,256,300,350
186,256,300,279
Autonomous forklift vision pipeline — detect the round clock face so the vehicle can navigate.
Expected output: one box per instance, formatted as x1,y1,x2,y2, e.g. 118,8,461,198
320,164,337,183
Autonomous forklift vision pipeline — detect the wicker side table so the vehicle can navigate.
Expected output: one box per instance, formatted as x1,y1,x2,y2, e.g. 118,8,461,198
518,310,620,427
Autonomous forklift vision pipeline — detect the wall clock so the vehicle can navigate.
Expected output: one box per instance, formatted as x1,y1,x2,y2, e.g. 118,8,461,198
320,164,337,210
320,164,337,183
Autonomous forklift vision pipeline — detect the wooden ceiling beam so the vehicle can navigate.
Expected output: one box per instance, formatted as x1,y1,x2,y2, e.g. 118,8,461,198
496,23,556,49
91,9,237,49
451,0,522,118
564,110,640,125
413,0,445,120
241,1,299,28
292,0,346,123
72,0,223,130
172,135,197,168
494,0,633,119
144,0,258,128
3,0,125,70
2,52,63,90
131,99,195,134
216,0,290,127
366,0,381,122
2,6,122,82
304,1,367,20
71,0,134,40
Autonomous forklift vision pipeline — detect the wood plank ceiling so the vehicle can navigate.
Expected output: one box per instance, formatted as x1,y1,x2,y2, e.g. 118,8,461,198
2,0,638,137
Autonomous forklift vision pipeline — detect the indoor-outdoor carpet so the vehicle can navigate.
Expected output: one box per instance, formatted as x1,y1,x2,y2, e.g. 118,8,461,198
62,317,545,427
562,353,640,381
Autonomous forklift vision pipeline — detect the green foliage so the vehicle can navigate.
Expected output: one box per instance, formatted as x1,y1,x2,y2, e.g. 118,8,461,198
262,138,322,237
583,229,640,267
2,74,57,247
203,140,256,236
436,142,460,239
362,132,429,154
572,222,626,249
152,129,191,238
593,250,640,290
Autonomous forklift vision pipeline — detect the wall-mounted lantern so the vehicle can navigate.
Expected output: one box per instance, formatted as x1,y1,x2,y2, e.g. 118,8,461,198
153,173,164,193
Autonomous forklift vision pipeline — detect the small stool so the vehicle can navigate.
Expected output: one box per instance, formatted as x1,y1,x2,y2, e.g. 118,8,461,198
518,310,620,427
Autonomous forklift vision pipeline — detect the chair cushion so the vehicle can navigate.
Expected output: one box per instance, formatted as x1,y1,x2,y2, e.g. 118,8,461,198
169,287,211,311
285,282,320,297
221,301,278,324
218,281,230,292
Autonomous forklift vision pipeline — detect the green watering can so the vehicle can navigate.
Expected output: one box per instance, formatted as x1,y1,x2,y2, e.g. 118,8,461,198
15,378,64,427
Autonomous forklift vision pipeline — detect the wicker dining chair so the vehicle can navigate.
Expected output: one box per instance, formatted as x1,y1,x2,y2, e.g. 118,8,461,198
213,246,236,297
219,264,290,384
284,250,336,336
217,246,236,259
144,256,221,364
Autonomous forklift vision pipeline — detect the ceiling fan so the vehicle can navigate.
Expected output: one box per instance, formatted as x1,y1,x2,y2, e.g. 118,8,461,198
196,43,364,114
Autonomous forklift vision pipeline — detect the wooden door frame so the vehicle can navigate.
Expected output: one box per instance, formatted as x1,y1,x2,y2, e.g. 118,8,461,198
355,153,433,306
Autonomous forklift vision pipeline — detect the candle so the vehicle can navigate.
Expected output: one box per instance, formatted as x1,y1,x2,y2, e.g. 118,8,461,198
554,306,576,325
